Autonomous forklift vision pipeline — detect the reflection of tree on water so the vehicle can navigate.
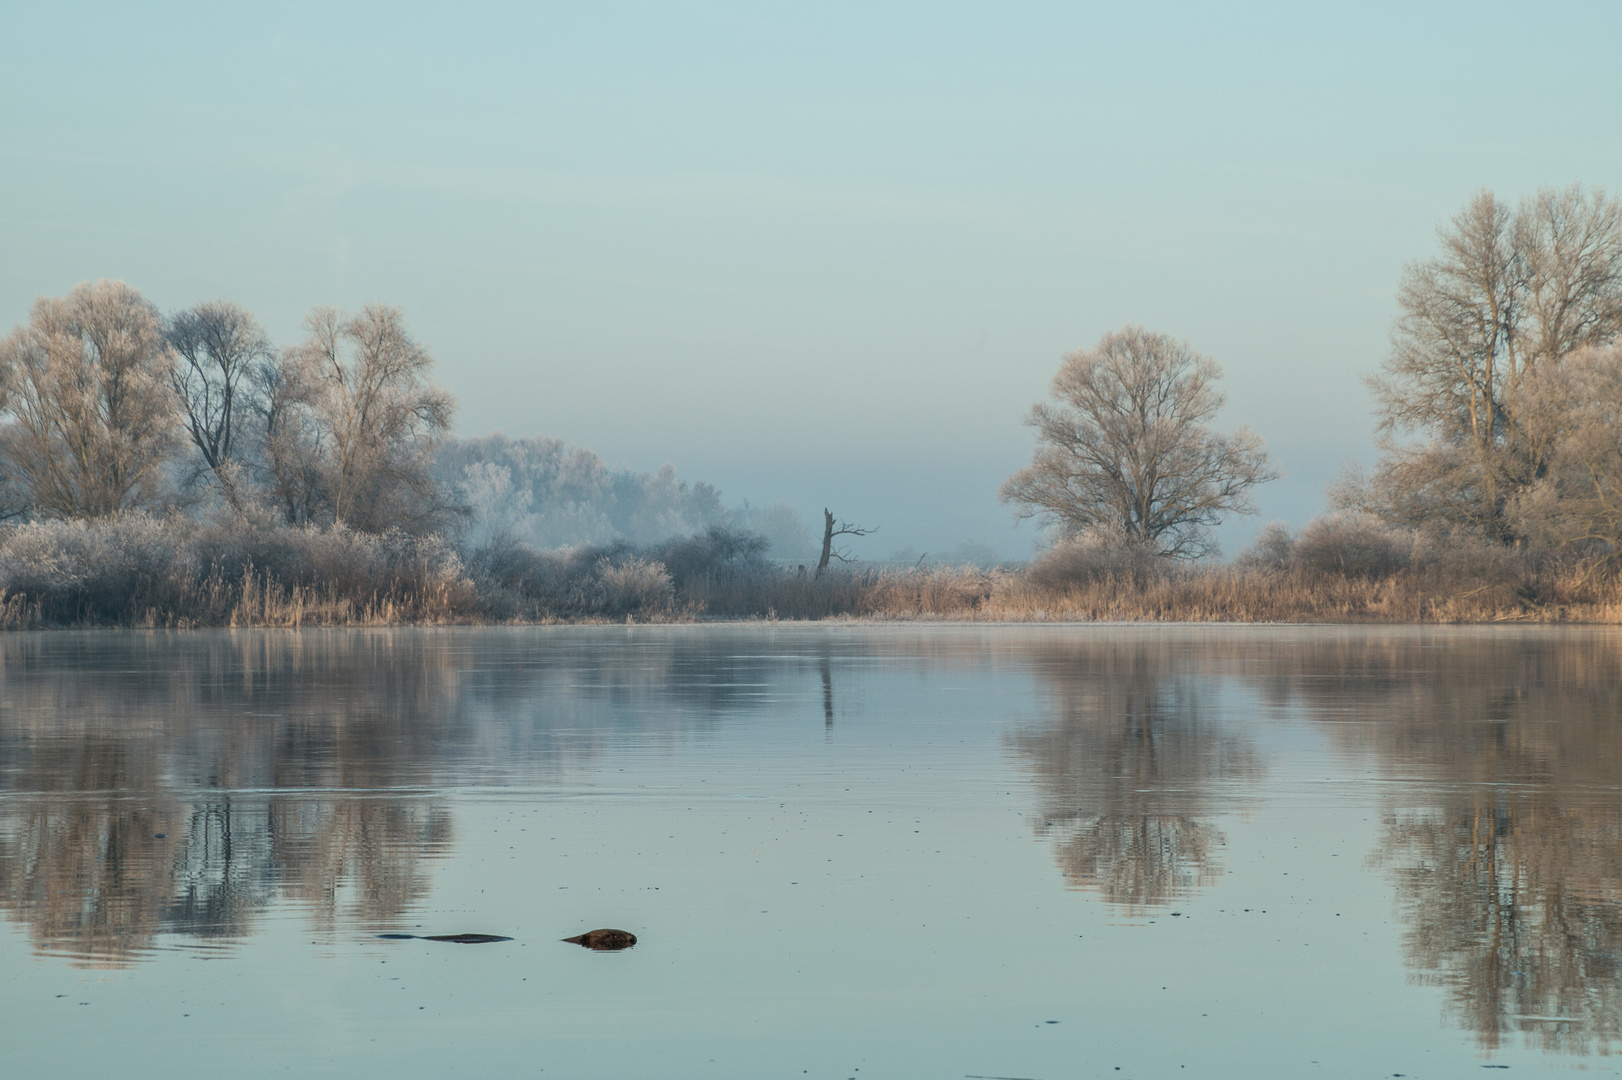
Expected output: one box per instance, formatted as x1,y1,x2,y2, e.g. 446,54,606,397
0,632,464,967
0,737,184,966
1,786,452,966
0,627,851,965
1381,800,1622,1054
1270,631,1622,1055
820,653,834,732
1010,642,1259,912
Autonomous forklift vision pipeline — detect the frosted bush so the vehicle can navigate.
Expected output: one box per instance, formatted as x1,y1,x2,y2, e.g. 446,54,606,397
1407,529,1520,583
1028,529,1161,587
0,511,475,625
1292,514,1409,578
591,556,673,615
0,513,200,596
648,526,769,587
1235,522,1296,571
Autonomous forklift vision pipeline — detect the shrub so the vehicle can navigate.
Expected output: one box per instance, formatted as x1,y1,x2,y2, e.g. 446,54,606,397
462,536,682,617
0,510,476,626
1235,522,1296,571
1027,529,1163,588
1291,514,1409,578
592,556,674,615
646,526,768,589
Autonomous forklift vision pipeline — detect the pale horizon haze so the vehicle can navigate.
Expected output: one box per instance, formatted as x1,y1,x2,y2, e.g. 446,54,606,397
5,1,1621,557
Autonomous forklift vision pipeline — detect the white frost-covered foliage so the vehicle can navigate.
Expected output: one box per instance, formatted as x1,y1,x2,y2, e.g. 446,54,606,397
740,500,817,563
1236,514,1414,578
436,433,814,558
0,511,474,624
1026,528,1163,586
591,556,675,615
438,433,731,548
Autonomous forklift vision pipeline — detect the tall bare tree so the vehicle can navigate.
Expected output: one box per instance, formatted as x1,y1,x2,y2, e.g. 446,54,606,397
0,359,18,521
165,300,271,508
272,304,456,532
1502,345,1622,560
0,280,178,517
814,508,876,578
1357,185,1622,540
1001,326,1275,559
249,343,325,526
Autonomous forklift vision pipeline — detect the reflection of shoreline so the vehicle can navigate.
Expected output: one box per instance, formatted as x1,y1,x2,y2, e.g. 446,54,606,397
1308,636,1622,1056
1232,631,1622,1055
1,788,453,967
1008,629,1622,1054
4,624,1621,1060
1376,801,1622,1054
0,628,880,965
0,631,475,966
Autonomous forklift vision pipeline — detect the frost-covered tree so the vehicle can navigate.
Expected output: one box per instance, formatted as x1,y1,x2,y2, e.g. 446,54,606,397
257,305,455,533
165,300,271,508
740,501,816,562
435,434,751,550
1354,185,1622,540
1504,345,1622,559
1001,326,1275,559
0,280,179,517
247,337,324,526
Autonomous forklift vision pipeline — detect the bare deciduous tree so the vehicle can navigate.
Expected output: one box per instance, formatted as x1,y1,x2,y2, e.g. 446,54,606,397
0,280,178,517
814,508,876,578
1000,326,1275,559
1505,345,1622,560
0,360,19,521
1357,185,1622,540
250,344,325,526
165,300,271,508
271,304,456,532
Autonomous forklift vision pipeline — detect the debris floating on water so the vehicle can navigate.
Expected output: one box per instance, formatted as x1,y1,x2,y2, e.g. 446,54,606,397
375,933,513,944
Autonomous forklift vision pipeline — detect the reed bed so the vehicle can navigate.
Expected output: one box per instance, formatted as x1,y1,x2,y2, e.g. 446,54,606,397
681,560,1622,624
3,512,1621,628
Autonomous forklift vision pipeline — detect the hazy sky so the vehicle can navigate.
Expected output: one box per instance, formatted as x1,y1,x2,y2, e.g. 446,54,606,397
5,1,1621,556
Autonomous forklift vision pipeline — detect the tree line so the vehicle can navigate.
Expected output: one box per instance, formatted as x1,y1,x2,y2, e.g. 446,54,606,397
3,182,1622,626
0,284,455,531
1001,183,1622,570
0,285,818,560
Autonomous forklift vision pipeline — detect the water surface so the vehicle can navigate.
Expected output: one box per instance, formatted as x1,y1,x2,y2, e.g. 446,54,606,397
2,625,1620,1077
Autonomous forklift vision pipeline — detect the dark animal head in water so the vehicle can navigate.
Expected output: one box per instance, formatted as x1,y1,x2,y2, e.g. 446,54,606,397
376,933,512,944
563,929,637,950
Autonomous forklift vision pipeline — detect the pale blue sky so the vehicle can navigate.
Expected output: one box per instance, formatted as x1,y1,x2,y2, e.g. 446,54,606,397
5,2,1620,555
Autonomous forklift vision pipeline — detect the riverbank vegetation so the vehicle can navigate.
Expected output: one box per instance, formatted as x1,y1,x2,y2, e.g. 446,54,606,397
0,508,1618,627
3,184,1622,627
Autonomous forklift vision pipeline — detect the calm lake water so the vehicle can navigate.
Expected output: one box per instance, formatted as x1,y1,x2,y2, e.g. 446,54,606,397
2,625,1620,1078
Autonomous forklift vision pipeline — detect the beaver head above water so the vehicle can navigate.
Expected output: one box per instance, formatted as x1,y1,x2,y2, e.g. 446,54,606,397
563,928,637,950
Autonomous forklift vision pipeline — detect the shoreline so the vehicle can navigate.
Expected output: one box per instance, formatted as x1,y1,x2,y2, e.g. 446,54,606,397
6,608,1622,631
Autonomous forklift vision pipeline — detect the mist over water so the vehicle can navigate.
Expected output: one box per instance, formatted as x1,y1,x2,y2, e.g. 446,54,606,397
2,625,1620,1076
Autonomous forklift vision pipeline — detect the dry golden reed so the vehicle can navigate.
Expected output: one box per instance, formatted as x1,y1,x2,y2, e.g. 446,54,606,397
677,561,1622,625
4,512,1621,628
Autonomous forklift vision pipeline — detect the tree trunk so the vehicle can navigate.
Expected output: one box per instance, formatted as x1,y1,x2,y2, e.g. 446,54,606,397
815,508,834,579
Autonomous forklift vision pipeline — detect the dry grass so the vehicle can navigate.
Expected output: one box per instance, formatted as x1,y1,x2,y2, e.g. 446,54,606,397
686,561,1622,624
4,512,1622,628
0,570,480,630
221,568,479,628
